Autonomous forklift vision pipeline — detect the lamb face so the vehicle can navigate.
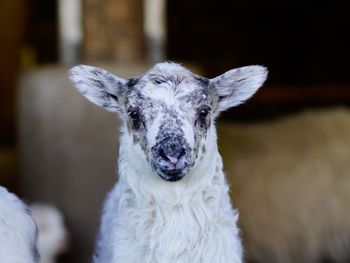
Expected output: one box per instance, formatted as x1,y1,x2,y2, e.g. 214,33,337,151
121,64,218,181
69,62,267,182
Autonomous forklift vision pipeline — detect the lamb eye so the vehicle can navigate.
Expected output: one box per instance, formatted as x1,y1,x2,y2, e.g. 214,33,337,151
129,110,140,121
199,107,210,118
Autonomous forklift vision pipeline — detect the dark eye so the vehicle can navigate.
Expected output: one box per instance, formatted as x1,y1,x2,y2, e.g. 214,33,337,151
199,107,211,118
129,110,140,121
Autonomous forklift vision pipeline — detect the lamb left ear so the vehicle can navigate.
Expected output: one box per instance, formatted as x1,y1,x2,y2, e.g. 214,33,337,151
210,65,268,112
68,65,127,112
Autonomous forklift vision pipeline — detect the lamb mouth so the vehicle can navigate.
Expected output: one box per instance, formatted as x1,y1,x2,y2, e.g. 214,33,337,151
158,169,186,182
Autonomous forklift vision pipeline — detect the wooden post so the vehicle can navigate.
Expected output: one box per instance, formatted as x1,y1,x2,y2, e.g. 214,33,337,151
83,0,145,62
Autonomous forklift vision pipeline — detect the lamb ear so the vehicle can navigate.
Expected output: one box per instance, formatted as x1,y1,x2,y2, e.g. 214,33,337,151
68,65,127,112
210,66,268,112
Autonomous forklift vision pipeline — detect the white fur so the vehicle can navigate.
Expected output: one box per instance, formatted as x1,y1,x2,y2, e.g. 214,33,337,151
0,186,38,263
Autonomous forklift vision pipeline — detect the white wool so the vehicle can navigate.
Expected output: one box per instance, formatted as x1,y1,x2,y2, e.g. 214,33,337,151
0,186,38,263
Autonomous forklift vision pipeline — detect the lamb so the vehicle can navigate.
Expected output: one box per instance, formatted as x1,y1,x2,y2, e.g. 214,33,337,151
0,186,39,263
69,62,267,263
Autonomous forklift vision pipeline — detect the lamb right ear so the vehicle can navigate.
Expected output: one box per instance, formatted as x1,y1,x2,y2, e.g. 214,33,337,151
68,65,127,112
210,66,268,113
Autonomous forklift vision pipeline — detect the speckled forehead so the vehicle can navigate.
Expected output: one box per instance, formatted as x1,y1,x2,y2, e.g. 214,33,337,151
124,67,212,111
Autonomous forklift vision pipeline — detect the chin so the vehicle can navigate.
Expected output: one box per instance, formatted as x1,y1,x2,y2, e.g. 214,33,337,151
157,168,189,182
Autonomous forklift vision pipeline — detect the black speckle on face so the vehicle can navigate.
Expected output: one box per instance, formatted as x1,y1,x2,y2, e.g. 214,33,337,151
126,106,149,154
126,77,140,88
124,80,151,154
179,86,214,166
201,144,206,154
199,144,206,161
194,75,209,87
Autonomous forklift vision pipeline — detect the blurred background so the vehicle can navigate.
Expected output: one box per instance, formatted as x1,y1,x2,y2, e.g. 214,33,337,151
1,0,350,262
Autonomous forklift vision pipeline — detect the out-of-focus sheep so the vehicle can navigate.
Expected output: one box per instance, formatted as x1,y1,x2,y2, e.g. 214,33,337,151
0,186,39,263
219,107,350,263
30,203,69,263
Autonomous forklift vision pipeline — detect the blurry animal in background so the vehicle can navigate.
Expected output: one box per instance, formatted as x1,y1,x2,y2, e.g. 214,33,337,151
69,61,267,263
219,108,350,263
30,203,70,263
0,186,39,263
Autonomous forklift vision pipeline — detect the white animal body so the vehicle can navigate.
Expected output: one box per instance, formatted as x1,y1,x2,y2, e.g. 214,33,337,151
69,62,267,263
0,186,39,263
30,203,69,263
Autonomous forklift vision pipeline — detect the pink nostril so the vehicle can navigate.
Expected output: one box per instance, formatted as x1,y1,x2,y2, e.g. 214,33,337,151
168,156,178,164
159,148,178,164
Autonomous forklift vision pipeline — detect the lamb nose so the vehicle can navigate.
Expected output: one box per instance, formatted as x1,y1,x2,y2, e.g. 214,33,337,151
159,147,178,164
159,146,186,164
